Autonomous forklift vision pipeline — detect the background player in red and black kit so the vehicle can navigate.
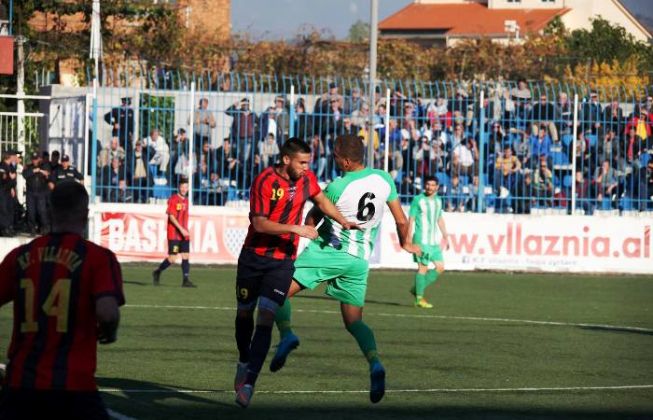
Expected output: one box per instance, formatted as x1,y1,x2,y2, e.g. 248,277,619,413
234,138,359,408
152,178,196,288
0,181,124,420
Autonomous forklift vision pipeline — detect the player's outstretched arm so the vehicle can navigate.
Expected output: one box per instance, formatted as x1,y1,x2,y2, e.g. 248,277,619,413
252,216,318,239
304,205,324,228
387,199,422,255
311,192,359,230
438,216,450,250
96,296,120,345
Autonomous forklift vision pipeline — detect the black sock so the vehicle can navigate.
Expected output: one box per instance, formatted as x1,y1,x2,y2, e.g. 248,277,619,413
157,259,171,272
181,259,190,280
245,324,273,386
235,316,254,364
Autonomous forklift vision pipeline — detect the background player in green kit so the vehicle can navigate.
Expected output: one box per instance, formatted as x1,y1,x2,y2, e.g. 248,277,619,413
407,175,450,309
269,135,420,404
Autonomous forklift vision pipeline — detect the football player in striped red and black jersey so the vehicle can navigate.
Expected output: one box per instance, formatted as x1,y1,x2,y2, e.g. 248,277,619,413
151,177,196,288
234,138,358,408
0,181,124,420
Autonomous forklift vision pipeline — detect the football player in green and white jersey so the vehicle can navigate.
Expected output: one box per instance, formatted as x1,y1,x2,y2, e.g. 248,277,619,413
406,175,450,309
269,135,420,404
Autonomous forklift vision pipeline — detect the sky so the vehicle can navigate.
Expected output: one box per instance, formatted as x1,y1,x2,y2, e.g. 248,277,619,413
231,0,652,40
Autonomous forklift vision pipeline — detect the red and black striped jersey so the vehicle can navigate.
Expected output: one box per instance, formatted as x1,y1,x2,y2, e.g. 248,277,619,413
243,166,321,260
167,193,189,241
0,233,125,391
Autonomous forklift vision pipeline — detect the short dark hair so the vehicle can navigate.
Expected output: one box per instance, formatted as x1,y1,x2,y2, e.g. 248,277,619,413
334,135,364,163
280,138,311,158
179,177,189,185
50,181,88,224
424,175,439,185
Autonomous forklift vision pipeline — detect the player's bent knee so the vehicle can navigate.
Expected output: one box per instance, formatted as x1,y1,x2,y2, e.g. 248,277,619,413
257,297,280,325
435,263,445,274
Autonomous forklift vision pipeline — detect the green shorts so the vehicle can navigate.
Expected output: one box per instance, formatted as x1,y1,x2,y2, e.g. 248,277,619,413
294,241,369,307
413,244,444,265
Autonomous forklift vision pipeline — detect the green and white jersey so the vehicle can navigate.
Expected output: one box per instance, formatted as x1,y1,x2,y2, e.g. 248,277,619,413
409,193,443,246
316,167,398,259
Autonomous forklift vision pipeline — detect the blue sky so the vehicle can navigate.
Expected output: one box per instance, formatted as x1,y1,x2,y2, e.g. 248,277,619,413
231,0,652,40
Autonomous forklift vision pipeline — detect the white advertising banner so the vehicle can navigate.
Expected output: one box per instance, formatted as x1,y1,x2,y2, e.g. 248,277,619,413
89,204,653,274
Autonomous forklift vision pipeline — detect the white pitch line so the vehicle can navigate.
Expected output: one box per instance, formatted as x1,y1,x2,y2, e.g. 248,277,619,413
124,304,653,334
107,408,138,420
99,384,653,395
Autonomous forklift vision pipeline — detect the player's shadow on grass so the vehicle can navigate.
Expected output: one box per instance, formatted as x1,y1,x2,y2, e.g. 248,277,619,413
98,377,233,410
579,325,653,336
294,294,402,307
123,280,150,286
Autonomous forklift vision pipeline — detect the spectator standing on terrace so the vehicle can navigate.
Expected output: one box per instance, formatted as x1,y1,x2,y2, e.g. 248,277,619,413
101,157,130,203
226,98,258,170
625,109,651,161
172,129,193,185
260,107,282,144
452,137,478,177
574,170,593,214
258,133,280,169
530,94,558,142
216,139,241,182
510,79,532,125
143,129,170,175
104,97,135,157
190,98,216,147
350,102,371,132
98,137,126,169
593,159,618,204
131,141,149,203
293,98,313,141
343,87,364,115
23,152,50,234
526,125,552,169
273,96,290,142
494,145,521,191
603,99,624,134
514,172,533,214
446,174,469,212
533,155,554,207
314,82,340,116
598,129,622,169
555,92,574,137
0,150,17,236
581,92,603,134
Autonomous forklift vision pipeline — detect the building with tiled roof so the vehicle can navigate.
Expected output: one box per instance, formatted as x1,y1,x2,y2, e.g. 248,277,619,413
379,0,651,47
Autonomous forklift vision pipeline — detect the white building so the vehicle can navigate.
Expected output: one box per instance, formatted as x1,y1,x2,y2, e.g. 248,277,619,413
379,0,651,47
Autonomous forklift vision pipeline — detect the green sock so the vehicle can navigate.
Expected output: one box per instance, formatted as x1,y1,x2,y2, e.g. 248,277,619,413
275,299,293,339
415,273,428,297
346,320,379,368
426,269,439,287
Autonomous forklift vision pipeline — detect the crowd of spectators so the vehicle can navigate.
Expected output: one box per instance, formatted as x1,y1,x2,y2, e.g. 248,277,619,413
4,82,651,239
69,82,653,215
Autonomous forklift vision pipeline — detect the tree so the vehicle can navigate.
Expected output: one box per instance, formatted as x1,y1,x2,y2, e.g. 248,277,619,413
348,20,370,43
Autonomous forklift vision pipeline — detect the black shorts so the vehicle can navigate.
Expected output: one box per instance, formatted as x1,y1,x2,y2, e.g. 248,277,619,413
0,388,109,420
168,239,190,255
236,249,295,306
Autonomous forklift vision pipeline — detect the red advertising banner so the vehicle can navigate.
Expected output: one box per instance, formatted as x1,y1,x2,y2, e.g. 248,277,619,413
99,210,249,263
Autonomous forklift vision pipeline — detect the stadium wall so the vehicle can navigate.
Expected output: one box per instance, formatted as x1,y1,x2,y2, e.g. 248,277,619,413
89,203,653,274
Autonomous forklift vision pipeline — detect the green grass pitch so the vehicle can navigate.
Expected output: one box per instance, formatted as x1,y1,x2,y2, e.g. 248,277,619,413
1,265,652,419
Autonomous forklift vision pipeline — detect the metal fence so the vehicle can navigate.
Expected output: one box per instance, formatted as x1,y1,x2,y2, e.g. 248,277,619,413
69,73,653,214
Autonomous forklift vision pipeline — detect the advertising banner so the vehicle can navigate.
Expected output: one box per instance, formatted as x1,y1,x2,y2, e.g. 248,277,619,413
92,204,653,274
